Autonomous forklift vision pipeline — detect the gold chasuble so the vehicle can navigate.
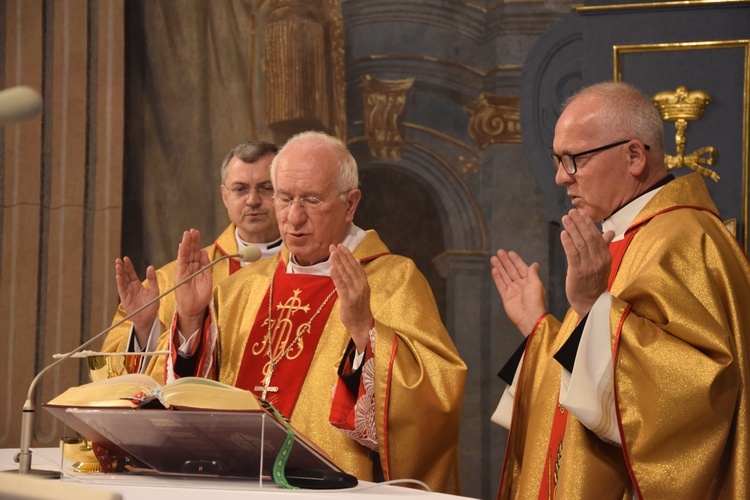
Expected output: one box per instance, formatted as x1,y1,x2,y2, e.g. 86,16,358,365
101,224,241,378
157,230,467,494
499,173,750,499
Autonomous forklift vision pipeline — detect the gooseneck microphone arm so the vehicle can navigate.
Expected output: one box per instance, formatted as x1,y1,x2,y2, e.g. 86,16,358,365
14,246,261,474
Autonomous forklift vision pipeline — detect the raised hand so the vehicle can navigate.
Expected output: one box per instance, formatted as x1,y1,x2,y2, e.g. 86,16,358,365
560,209,615,318
174,229,211,335
330,244,373,353
490,250,547,337
115,257,159,347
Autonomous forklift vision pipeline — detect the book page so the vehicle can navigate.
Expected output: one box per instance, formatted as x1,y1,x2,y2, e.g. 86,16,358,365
160,377,261,411
46,373,160,407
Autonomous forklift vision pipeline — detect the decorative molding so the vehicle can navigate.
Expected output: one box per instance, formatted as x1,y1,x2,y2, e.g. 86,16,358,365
402,123,481,157
577,0,750,12
343,1,486,40
466,93,521,149
360,75,414,160
350,55,485,101
354,54,486,77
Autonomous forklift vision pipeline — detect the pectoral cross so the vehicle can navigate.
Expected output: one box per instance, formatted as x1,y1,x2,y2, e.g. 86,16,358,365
254,370,279,400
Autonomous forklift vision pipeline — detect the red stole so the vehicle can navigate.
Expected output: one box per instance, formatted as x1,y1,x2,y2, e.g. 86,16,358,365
608,229,637,289
213,240,242,276
228,257,242,275
234,260,337,418
537,229,638,499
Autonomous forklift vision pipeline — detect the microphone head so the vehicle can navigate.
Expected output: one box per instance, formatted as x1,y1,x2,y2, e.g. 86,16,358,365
0,86,42,125
238,245,262,263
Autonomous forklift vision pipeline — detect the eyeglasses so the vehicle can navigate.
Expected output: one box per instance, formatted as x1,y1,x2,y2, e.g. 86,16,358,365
550,139,650,175
273,192,347,211
222,183,274,200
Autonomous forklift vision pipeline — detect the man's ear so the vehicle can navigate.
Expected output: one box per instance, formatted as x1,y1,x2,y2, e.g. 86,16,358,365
345,189,361,222
627,141,648,176
220,184,230,209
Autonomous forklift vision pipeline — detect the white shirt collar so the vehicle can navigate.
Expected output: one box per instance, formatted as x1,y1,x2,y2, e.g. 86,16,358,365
287,223,367,276
234,228,283,265
601,187,663,241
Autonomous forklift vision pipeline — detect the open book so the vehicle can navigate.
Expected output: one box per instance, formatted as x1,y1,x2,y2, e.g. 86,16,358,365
45,373,261,411
43,374,352,486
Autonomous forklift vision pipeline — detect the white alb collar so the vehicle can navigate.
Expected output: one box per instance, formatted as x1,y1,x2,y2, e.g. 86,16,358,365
234,228,283,265
601,187,663,241
287,223,367,276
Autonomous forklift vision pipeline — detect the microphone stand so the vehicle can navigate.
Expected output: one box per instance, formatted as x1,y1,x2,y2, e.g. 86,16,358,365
12,250,256,475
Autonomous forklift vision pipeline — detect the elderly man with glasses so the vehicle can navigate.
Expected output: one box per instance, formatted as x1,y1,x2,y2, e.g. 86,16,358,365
102,141,282,373
492,81,750,499
158,131,466,494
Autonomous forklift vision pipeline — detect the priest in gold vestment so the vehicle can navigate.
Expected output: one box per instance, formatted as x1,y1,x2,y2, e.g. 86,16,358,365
102,141,282,377
493,82,750,499
157,131,467,494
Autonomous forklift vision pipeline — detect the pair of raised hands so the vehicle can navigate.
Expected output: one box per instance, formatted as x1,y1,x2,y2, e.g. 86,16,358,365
491,209,615,336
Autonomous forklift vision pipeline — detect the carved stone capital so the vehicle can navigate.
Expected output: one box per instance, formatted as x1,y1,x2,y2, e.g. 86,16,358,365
466,93,521,149
361,74,414,160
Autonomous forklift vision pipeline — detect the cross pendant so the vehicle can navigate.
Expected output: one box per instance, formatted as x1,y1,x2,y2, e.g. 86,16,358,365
254,384,279,399
255,370,279,400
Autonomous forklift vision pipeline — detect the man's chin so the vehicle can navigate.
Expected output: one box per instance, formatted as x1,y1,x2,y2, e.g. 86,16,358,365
238,221,269,235
284,241,328,266
570,199,590,215
572,206,605,222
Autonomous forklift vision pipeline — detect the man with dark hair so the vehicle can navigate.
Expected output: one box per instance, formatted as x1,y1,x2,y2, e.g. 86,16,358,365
102,141,282,378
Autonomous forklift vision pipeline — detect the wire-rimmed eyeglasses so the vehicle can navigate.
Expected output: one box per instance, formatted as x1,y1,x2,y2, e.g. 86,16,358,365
272,191,348,211
222,183,274,200
550,139,650,175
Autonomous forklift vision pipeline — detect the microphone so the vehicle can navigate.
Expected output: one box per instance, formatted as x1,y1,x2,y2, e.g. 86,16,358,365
12,245,261,475
0,86,42,125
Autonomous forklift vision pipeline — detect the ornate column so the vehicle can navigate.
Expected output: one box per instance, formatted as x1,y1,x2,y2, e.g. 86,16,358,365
265,0,329,133
433,250,490,493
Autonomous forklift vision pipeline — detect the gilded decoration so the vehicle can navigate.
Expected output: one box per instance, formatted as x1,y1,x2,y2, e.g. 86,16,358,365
578,0,750,12
264,0,330,133
459,155,478,174
466,93,522,149
322,0,347,140
613,39,750,248
652,86,719,181
361,75,415,160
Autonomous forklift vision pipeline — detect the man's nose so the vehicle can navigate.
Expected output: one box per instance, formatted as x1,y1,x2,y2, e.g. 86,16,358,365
245,189,262,206
285,201,307,224
554,163,574,186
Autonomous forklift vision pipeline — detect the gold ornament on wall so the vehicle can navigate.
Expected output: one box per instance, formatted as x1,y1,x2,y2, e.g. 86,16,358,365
264,0,330,134
458,155,478,174
465,94,521,150
361,75,414,160
652,86,719,181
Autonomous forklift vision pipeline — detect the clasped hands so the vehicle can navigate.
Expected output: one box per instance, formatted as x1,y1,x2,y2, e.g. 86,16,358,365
173,230,374,353
491,209,615,336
